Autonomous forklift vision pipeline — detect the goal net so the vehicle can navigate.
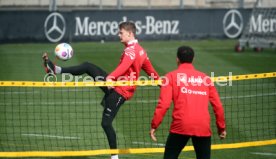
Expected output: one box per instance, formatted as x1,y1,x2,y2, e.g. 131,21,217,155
0,72,276,157
238,0,276,51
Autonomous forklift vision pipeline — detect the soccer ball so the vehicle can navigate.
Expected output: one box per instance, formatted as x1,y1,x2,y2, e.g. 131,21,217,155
54,43,73,61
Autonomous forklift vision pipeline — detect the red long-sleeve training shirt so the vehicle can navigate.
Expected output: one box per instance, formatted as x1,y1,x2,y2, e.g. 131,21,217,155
106,39,159,100
151,63,225,136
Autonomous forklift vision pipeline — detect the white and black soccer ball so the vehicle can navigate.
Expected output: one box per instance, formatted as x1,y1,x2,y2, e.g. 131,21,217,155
55,43,73,61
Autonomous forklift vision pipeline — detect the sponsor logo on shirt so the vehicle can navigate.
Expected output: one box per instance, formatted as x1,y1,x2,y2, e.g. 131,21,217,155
181,87,207,96
178,74,205,86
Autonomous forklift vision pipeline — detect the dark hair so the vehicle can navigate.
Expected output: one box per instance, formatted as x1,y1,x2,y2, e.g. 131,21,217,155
177,46,194,63
119,21,136,35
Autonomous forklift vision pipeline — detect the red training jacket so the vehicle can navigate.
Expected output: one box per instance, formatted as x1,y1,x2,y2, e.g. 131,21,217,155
106,39,159,100
151,63,225,136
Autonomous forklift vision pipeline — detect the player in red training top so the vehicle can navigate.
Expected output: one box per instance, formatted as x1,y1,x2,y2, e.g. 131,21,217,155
43,21,159,159
150,46,226,159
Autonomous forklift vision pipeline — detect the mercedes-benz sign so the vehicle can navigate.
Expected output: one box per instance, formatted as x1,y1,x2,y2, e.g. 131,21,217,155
223,9,243,39
44,12,66,42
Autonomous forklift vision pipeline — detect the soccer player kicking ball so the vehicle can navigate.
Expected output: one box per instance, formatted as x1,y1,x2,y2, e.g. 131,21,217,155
150,46,226,159
43,21,160,159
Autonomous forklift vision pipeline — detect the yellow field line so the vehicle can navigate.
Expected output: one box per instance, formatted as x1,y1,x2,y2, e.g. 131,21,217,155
0,72,275,87
0,139,275,157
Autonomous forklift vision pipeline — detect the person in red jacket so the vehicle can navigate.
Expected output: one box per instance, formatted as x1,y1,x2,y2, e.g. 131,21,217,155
150,46,226,159
43,21,159,159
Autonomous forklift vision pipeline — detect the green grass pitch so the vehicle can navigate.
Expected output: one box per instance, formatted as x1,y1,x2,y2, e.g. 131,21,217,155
0,39,276,159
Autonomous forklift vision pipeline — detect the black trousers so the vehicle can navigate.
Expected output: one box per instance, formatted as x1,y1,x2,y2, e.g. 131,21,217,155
62,62,126,149
62,62,109,94
164,133,211,159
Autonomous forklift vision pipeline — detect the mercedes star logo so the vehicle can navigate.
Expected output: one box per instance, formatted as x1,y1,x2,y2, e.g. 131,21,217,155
44,12,66,43
223,9,243,39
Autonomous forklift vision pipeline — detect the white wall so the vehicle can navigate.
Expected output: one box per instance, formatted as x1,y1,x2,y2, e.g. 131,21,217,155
0,0,274,8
